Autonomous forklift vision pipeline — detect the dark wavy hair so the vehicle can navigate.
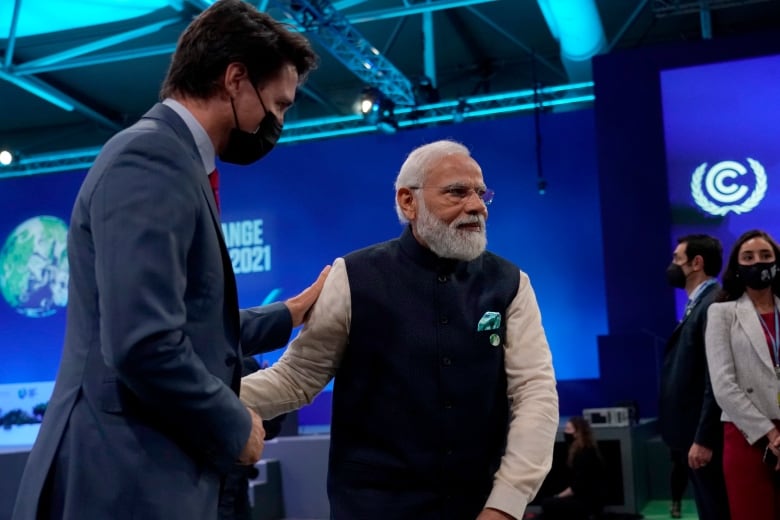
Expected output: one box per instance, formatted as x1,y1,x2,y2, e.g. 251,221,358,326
717,229,780,302
568,416,600,466
160,0,318,99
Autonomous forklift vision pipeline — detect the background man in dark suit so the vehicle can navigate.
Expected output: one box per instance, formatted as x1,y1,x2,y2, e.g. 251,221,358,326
12,2,324,519
659,234,729,519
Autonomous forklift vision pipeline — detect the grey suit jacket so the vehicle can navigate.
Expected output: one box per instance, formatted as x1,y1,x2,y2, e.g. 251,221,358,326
705,293,780,444
12,104,293,520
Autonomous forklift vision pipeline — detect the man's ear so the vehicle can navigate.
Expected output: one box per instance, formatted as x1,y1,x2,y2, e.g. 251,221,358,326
397,188,417,221
222,62,249,98
691,254,705,272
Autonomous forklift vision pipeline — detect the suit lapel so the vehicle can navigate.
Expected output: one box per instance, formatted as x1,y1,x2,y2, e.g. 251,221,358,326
667,283,717,349
736,294,775,371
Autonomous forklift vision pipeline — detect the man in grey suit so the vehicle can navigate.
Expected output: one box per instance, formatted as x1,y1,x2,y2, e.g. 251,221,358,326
12,2,323,519
659,234,729,519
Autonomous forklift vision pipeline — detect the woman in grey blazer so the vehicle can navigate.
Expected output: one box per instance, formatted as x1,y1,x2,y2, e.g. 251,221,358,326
705,229,780,520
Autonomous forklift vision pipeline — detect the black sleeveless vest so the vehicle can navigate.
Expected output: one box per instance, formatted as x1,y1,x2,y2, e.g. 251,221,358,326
327,226,520,519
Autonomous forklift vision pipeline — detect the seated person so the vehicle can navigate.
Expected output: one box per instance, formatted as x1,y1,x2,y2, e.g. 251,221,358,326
541,417,607,520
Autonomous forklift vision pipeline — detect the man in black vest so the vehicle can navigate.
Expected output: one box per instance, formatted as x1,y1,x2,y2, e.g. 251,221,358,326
242,140,559,520
659,234,729,519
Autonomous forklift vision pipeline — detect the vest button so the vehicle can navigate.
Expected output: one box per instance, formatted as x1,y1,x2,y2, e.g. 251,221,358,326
437,274,448,283
440,316,448,324
443,401,453,409
442,357,452,366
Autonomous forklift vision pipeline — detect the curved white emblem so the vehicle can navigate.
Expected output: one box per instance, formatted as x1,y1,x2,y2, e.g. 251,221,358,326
691,158,767,216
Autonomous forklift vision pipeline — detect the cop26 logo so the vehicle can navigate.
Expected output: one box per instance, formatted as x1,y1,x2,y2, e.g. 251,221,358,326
691,159,767,216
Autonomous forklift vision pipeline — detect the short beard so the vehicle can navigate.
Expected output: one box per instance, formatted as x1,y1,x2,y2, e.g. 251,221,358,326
414,198,487,261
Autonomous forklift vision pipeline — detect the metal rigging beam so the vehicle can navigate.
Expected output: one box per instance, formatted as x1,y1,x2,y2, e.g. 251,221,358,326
271,0,415,106
4,0,23,68
347,0,498,24
0,82,594,178
18,18,181,71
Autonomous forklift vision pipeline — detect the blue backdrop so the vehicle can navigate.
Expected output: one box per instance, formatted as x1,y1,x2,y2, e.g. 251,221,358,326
662,53,780,316
0,108,607,441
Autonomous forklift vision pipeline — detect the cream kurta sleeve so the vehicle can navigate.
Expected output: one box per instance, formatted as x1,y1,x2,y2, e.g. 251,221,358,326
484,270,559,518
240,258,351,419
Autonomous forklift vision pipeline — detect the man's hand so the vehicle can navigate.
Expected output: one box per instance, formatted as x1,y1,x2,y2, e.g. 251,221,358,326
688,442,713,470
237,407,265,465
476,508,515,520
284,265,331,327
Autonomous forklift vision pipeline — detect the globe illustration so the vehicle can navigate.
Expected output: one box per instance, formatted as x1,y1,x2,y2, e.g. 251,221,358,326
0,216,69,317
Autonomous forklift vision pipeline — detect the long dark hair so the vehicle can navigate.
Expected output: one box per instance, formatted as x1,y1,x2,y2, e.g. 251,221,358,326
717,229,780,302
568,416,599,466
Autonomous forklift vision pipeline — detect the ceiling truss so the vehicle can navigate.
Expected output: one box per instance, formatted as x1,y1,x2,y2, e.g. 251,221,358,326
0,81,594,178
0,0,599,178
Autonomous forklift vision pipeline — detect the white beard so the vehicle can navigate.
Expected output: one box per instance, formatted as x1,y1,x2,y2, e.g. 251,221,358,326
415,200,487,261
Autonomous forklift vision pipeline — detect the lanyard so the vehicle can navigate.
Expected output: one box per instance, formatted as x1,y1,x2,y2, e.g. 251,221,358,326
684,279,718,318
689,279,718,305
757,306,780,368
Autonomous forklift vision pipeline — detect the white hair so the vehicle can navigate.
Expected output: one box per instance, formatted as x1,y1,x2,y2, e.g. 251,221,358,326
394,140,471,223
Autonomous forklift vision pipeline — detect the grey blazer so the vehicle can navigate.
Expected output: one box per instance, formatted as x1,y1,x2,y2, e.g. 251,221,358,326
12,104,293,520
705,293,780,444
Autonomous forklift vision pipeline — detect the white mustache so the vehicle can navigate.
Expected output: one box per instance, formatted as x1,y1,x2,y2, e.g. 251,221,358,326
452,215,485,228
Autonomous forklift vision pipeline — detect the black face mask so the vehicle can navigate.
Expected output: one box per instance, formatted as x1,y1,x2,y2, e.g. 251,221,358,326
737,262,778,290
219,88,282,165
563,433,575,445
665,262,689,289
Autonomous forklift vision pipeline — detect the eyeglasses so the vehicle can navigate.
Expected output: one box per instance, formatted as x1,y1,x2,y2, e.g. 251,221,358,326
408,184,495,206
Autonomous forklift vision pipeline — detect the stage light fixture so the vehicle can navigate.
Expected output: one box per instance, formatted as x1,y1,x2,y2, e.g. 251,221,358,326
453,99,469,123
360,98,375,114
359,87,380,116
0,150,13,166
359,88,397,133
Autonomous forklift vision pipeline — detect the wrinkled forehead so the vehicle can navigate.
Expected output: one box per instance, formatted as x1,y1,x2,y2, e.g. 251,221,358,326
426,154,484,185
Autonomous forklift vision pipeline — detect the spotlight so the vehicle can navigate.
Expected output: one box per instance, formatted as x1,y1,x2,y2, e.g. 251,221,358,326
453,99,469,124
360,98,375,115
359,88,397,133
359,87,381,116
537,178,548,195
0,150,13,166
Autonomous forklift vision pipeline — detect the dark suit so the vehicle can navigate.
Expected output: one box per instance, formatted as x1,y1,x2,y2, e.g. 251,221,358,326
12,104,292,520
659,281,729,520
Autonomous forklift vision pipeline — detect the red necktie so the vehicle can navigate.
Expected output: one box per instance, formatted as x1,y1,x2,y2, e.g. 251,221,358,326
208,168,220,214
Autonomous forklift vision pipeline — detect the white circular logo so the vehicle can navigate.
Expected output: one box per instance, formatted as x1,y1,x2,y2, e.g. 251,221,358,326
691,158,767,216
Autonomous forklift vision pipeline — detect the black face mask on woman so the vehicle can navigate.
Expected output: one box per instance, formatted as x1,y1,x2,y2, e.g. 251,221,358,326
737,262,778,290
219,88,282,165
563,433,575,445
